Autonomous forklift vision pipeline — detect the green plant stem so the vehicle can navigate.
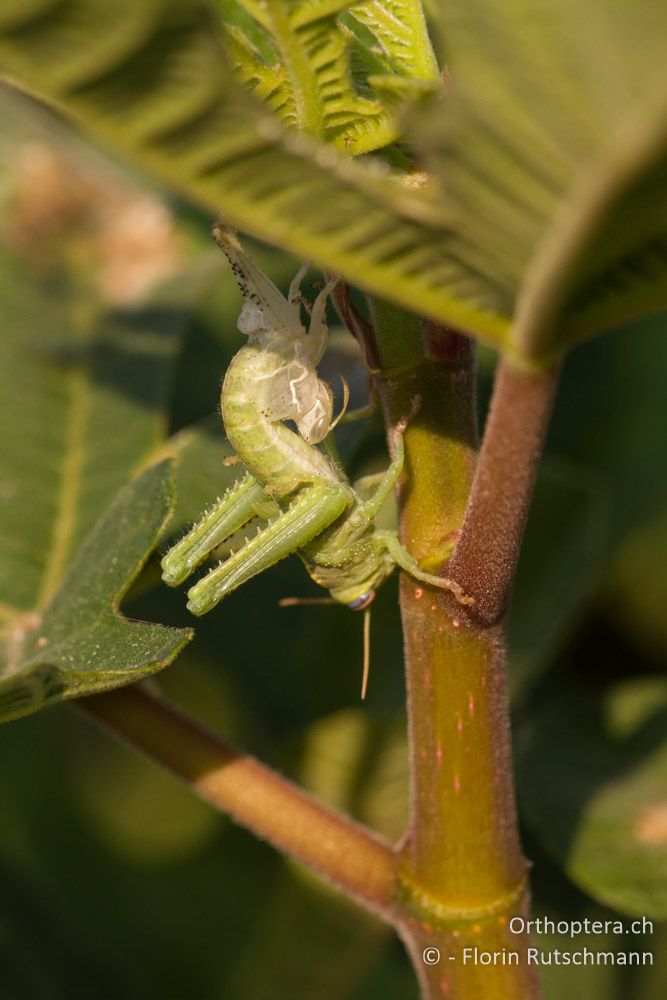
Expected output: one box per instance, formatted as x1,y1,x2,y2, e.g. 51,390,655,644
81,320,553,999
79,684,396,920
374,313,543,999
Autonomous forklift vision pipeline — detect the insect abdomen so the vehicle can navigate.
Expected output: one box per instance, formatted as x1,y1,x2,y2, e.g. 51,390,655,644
222,344,340,496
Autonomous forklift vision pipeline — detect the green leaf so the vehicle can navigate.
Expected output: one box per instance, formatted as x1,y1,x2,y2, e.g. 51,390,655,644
548,312,667,543
413,0,667,358
213,0,440,154
0,0,509,349
341,0,438,80
605,510,667,659
161,418,238,539
0,461,192,723
0,251,187,612
4,0,667,363
517,679,667,918
0,110,194,721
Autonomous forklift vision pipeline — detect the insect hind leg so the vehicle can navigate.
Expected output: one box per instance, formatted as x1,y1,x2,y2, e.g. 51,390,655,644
161,472,278,586
186,482,350,615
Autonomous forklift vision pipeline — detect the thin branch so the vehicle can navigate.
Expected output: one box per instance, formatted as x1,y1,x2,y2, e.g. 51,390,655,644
447,355,560,625
79,684,397,920
329,280,381,372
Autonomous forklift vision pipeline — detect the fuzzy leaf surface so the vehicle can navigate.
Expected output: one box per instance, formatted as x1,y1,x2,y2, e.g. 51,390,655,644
0,0,511,344
0,191,191,720
518,679,667,918
0,462,192,723
213,0,438,154
2,0,667,361
414,0,667,359
0,244,185,610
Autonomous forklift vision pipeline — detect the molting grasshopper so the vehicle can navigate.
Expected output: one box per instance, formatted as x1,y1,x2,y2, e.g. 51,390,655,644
161,224,472,631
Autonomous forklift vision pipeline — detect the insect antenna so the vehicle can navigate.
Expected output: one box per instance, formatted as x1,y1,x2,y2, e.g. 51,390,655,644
327,376,350,433
361,607,371,701
278,596,337,607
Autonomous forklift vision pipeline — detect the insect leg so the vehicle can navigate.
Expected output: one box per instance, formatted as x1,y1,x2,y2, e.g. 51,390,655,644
356,421,406,521
288,263,310,305
305,276,338,364
375,531,475,607
309,276,338,331
161,472,279,586
353,471,387,495
340,398,378,424
186,483,350,615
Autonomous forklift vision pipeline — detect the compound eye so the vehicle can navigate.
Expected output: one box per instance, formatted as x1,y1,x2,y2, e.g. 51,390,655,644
347,591,376,611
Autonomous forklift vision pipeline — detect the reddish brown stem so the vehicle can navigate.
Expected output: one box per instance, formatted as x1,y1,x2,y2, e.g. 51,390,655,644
330,280,381,371
447,356,560,625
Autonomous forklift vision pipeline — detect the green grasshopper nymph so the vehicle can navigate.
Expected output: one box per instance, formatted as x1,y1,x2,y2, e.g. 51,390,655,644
161,224,473,692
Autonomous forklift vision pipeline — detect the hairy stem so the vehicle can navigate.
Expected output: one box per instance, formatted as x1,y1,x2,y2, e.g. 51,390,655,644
79,684,396,920
373,313,543,999
447,356,560,625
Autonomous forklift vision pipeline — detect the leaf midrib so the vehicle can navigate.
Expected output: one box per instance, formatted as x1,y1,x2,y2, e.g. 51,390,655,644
266,0,325,136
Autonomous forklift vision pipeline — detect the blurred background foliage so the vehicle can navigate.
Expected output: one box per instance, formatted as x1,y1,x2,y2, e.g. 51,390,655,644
0,86,665,999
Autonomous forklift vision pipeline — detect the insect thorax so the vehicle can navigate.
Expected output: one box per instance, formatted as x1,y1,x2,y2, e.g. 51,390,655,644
300,528,395,607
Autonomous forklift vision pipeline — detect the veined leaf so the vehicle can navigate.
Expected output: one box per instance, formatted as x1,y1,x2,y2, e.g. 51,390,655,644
412,0,667,358
0,462,192,724
213,0,438,154
215,1,391,154
160,418,240,540
0,249,185,611
340,0,438,80
0,158,192,720
2,0,667,362
0,0,509,347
